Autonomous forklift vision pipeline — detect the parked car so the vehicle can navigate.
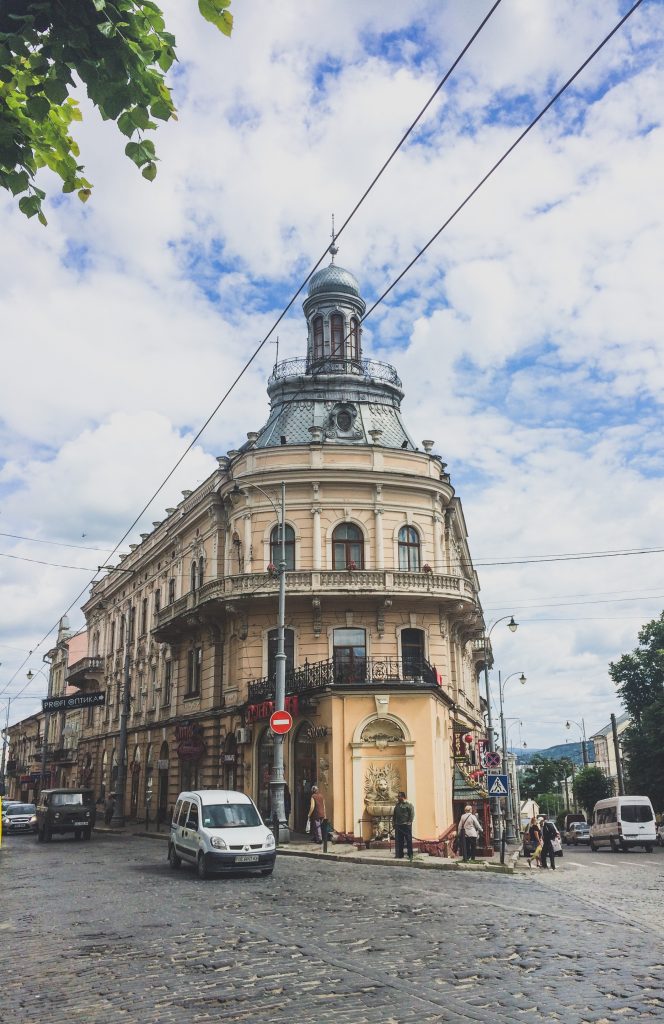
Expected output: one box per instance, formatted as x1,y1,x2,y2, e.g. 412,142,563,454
565,821,590,845
590,795,656,852
1,802,38,834
36,788,96,841
168,789,277,879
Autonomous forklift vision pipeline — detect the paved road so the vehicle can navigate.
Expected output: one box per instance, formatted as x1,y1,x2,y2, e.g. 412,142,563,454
2,833,664,1024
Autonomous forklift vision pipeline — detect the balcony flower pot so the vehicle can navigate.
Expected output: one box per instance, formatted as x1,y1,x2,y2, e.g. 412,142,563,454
346,561,357,571
422,564,433,574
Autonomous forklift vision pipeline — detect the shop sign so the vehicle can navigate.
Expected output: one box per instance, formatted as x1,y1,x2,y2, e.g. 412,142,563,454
246,695,299,724
43,691,105,713
302,725,329,740
452,730,469,760
176,721,206,761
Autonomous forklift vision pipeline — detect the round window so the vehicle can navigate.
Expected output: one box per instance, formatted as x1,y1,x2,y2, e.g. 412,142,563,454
336,409,353,432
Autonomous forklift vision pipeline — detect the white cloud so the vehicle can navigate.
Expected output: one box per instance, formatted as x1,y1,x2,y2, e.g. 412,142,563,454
1,0,662,747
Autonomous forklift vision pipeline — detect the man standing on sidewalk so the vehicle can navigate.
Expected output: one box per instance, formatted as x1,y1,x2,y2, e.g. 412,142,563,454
393,790,414,861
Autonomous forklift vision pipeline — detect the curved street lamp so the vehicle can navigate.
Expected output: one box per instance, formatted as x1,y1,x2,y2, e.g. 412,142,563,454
565,718,588,766
482,616,519,843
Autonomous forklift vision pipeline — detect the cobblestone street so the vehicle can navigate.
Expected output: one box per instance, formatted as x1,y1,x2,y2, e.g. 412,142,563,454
2,835,663,1024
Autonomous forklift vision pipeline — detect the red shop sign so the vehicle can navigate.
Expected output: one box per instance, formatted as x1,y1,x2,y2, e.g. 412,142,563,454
246,695,299,724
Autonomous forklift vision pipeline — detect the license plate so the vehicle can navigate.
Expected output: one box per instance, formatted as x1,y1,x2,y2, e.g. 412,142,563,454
74,821,88,826
235,854,259,863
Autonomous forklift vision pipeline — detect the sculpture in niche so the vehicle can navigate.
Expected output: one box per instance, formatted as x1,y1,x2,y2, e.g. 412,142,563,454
361,718,404,749
364,762,402,839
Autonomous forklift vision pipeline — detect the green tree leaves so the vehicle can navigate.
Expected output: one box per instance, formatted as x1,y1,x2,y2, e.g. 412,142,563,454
572,767,612,819
0,1,233,223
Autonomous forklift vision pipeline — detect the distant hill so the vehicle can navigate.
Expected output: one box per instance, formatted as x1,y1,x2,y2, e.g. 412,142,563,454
512,741,594,766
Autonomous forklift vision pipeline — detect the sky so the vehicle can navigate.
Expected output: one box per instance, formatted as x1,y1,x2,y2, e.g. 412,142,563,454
1,0,663,751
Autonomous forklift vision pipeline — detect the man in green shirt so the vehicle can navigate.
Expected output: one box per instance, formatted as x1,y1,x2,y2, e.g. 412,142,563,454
393,790,414,861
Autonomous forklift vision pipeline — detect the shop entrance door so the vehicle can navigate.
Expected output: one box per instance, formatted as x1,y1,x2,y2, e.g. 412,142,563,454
293,723,317,833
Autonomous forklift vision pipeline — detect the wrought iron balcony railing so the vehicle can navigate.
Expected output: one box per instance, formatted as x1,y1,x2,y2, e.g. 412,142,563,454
268,356,402,388
247,656,437,703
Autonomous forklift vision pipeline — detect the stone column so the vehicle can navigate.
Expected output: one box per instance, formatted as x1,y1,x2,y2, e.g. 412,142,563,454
243,513,252,573
312,507,322,570
374,508,384,570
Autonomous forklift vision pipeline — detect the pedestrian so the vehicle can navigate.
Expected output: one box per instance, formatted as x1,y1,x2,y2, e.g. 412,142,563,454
458,804,483,862
308,785,326,844
393,790,415,861
284,784,292,823
540,817,560,870
104,793,115,826
526,815,542,868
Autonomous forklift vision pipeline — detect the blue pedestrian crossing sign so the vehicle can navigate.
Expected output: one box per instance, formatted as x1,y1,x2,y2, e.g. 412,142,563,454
487,774,510,797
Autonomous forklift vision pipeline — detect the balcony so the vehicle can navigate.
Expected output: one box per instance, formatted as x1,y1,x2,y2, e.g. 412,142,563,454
66,655,104,688
247,656,439,703
268,356,402,389
155,570,476,638
32,745,76,765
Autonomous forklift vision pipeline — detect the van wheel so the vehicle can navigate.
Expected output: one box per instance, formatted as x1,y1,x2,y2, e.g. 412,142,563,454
197,852,209,880
168,844,181,869
610,837,619,852
645,844,653,853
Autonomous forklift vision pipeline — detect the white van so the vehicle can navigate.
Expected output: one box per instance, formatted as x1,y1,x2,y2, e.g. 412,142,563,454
589,795,656,853
168,790,276,878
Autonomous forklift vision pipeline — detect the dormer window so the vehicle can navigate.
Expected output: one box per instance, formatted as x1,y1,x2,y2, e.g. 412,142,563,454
331,314,344,360
313,316,324,361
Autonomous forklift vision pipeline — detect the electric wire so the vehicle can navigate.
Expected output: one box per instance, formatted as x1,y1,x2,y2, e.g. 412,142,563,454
0,0,644,705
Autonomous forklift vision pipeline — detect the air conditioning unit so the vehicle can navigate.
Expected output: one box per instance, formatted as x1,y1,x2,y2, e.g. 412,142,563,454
235,727,252,745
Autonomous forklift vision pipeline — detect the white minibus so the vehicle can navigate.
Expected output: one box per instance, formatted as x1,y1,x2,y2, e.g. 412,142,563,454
589,795,656,853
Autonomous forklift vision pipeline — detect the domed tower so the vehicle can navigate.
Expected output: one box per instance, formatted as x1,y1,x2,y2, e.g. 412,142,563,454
254,243,416,450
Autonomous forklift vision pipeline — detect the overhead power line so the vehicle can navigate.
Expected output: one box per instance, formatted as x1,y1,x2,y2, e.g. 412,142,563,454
0,3,504,702
0,0,644,702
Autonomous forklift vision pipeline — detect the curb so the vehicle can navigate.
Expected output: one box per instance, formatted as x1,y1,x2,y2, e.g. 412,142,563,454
94,828,518,873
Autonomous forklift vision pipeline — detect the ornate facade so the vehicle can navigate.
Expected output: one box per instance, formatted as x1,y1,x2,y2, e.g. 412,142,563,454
10,253,490,840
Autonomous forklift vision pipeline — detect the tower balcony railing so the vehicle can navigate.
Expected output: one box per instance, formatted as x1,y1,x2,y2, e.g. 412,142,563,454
268,356,402,388
155,569,476,631
247,655,438,702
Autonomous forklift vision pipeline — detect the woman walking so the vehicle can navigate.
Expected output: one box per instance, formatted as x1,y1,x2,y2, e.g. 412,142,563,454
527,815,543,868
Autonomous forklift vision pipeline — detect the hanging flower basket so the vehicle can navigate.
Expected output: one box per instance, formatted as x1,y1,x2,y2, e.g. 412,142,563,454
346,560,357,571
422,563,433,574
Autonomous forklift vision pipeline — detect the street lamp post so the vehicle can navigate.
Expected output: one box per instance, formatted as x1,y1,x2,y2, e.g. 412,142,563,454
482,615,519,846
237,480,289,843
498,672,526,842
565,718,588,766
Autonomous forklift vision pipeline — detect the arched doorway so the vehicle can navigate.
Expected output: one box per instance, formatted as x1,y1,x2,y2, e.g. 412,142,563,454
157,741,169,825
293,722,317,833
256,727,274,820
223,733,238,791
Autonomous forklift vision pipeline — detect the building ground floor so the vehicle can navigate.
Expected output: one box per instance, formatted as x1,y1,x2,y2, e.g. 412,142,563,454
70,685,488,842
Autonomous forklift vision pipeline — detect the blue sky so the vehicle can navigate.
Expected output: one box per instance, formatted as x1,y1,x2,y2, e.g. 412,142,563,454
0,0,663,747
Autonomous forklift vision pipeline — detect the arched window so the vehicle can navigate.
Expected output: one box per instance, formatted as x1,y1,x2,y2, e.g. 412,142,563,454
401,628,426,677
398,525,421,571
330,314,344,359
267,628,295,682
313,316,324,361
190,560,198,592
270,524,295,570
332,523,364,569
349,317,360,360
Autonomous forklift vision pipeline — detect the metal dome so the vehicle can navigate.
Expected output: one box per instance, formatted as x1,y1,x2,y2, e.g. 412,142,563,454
307,263,361,299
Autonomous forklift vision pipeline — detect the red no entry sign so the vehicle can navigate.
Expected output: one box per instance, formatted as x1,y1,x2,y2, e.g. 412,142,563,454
270,710,293,735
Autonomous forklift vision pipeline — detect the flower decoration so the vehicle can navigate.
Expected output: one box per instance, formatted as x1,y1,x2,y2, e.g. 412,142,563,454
422,563,432,573
346,560,357,571
266,562,278,577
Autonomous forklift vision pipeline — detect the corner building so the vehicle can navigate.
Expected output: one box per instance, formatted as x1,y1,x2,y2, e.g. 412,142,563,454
75,254,488,840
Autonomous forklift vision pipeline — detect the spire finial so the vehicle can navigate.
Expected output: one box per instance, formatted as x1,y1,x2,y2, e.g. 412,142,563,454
329,212,338,262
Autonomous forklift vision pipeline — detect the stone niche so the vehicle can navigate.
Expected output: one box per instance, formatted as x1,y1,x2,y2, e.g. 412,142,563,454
361,718,406,840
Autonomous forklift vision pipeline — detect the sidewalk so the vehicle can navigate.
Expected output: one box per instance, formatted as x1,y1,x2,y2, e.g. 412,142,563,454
94,824,518,873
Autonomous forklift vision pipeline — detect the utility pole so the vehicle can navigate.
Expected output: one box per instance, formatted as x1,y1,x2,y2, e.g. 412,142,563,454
610,713,625,796
111,626,132,827
269,482,289,843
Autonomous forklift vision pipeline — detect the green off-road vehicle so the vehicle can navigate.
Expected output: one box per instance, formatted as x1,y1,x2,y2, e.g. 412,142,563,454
36,788,96,842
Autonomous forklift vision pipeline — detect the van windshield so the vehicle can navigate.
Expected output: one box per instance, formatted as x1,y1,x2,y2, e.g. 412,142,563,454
202,804,262,829
50,793,90,806
620,804,653,822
